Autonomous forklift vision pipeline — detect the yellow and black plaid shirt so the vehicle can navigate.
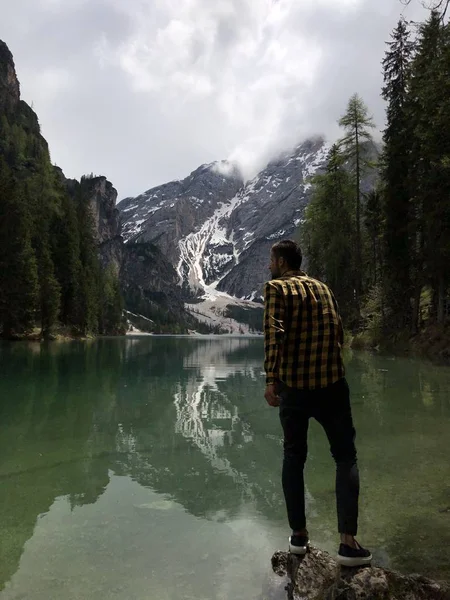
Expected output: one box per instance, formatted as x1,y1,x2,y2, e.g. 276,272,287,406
264,270,345,389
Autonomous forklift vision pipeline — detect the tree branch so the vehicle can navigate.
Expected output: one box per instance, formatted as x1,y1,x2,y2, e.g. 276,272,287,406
401,0,450,20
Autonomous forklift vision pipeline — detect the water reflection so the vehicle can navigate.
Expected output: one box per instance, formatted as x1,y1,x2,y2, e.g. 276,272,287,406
174,339,257,481
0,339,449,596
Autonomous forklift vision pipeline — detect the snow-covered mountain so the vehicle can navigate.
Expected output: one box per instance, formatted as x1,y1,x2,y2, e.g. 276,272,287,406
119,137,330,305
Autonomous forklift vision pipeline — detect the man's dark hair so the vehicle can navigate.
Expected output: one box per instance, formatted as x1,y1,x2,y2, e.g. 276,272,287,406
272,240,303,270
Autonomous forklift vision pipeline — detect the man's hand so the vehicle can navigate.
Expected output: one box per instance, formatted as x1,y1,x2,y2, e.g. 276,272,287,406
265,383,280,407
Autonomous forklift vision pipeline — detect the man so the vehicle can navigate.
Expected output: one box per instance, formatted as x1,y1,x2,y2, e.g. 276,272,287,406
263,239,371,567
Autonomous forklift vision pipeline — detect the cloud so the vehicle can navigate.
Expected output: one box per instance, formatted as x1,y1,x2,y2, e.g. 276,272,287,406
1,0,428,195
27,67,74,103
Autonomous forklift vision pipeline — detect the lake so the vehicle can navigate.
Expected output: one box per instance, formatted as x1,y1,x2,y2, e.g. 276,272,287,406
0,337,449,599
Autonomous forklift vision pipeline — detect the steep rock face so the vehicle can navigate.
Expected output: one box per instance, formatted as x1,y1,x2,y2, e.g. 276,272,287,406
0,39,50,162
86,177,121,244
84,176,123,276
217,137,329,298
0,40,20,112
120,242,189,327
61,173,124,277
119,138,330,300
120,162,243,268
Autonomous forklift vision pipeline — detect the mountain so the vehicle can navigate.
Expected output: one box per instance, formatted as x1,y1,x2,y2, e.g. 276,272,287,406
119,137,330,302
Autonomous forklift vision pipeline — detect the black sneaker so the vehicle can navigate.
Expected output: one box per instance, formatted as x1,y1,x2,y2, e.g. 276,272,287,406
337,542,372,567
289,533,309,555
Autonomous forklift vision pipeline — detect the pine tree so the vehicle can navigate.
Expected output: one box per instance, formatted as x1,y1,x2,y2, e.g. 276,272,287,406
77,181,101,335
27,161,62,337
338,94,376,306
302,144,357,321
425,17,450,323
99,266,124,334
408,11,445,329
36,230,61,338
0,158,39,337
381,18,415,332
52,187,82,328
363,188,383,289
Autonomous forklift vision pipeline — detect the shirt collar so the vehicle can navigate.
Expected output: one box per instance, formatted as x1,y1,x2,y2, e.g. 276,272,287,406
281,270,306,278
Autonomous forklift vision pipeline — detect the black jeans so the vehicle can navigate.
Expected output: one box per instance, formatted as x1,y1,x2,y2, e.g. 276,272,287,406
279,377,359,535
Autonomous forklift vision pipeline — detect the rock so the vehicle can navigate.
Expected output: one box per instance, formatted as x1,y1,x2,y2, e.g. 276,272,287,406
86,176,121,245
271,548,450,600
84,176,123,276
61,172,124,278
120,242,191,328
0,40,20,112
119,161,243,265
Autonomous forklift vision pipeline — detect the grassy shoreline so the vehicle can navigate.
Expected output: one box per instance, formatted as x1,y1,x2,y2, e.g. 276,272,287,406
348,324,450,365
0,327,97,343
3,325,450,366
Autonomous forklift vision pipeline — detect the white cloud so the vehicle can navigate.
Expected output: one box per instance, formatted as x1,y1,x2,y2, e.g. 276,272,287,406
28,67,74,103
2,0,428,195
101,0,330,179
37,0,90,11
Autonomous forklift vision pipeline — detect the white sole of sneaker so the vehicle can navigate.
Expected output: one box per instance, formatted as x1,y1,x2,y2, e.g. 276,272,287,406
336,554,373,567
289,538,309,555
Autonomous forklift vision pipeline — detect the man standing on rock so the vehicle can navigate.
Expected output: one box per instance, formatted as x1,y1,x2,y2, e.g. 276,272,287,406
263,239,372,567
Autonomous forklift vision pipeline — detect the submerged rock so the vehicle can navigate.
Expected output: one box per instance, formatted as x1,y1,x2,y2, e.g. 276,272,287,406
270,547,450,600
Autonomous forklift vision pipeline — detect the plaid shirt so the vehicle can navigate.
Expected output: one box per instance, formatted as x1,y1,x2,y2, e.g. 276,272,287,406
264,270,345,389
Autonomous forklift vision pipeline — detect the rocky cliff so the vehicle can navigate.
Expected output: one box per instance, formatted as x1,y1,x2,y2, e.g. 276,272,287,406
0,40,50,162
216,137,330,299
120,242,189,331
84,176,123,276
0,41,20,112
120,161,244,293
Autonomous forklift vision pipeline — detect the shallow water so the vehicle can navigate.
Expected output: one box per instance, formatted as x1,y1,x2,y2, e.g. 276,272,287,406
0,337,449,598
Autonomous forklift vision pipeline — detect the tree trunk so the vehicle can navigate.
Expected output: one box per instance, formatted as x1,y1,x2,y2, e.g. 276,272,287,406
412,282,422,335
270,548,450,600
355,123,361,310
437,274,445,325
373,237,377,286
411,200,425,334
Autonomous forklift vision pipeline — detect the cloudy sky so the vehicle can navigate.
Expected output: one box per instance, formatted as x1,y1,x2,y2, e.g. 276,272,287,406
2,0,426,198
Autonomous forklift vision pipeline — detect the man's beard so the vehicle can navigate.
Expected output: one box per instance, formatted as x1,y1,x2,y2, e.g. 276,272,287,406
270,267,281,279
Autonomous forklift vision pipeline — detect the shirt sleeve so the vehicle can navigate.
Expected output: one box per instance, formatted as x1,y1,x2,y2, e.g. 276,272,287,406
330,291,344,346
264,281,285,385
